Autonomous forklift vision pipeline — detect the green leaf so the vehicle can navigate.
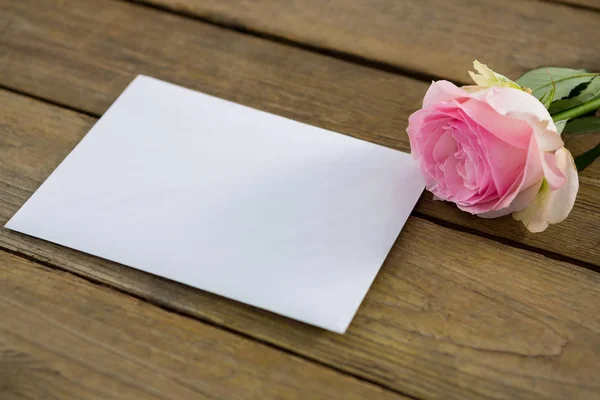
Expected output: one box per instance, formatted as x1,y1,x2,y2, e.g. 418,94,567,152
563,116,600,134
537,77,594,103
575,142,600,171
516,67,595,104
516,67,587,90
567,81,590,99
549,76,600,114
554,120,567,134
540,79,556,109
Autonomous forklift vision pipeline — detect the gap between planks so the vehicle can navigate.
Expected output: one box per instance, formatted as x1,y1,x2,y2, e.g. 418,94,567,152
0,244,420,400
123,0,600,88
123,0,452,84
539,0,600,13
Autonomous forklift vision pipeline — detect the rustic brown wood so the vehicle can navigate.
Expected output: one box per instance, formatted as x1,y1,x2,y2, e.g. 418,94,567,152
546,0,600,10
0,250,404,400
131,0,600,82
1,0,599,265
2,90,600,399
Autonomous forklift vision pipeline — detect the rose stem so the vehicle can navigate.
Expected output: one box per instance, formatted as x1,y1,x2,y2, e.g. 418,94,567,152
552,96,600,122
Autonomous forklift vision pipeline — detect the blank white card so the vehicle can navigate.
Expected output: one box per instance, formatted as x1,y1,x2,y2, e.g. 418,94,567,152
6,76,424,333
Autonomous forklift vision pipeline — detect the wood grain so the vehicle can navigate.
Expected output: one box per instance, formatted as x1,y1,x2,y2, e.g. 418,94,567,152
1,0,599,265
546,0,600,10
2,90,600,399
0,251,404,400
130,0,600,82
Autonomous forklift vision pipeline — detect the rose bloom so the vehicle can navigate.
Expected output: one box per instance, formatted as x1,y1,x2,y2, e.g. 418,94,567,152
407,80,578,233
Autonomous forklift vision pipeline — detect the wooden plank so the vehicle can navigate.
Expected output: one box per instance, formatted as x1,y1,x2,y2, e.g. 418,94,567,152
2,91,600,399
546,0,600,10
1,0,599,266
0,251,404,400
130,0,600,83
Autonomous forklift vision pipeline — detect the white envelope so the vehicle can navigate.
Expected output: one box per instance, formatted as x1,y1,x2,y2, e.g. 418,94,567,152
6,76,424,333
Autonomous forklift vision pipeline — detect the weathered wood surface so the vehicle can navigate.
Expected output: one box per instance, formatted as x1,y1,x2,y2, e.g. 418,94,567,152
548,0,600,10
130,0,600,82
1,0,599,265
3,0,600,399
2,89,600,399
0,250,404,400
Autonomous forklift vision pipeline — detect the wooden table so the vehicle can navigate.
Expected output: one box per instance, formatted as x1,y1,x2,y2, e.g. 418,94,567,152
1,0,600,399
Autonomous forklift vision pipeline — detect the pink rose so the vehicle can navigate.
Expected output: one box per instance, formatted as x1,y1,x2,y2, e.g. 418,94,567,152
407,80,578,232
